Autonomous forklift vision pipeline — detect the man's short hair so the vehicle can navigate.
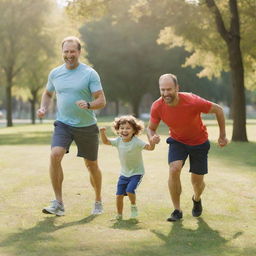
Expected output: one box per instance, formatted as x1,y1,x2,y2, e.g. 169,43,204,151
61,36,81,51
159,74,178,86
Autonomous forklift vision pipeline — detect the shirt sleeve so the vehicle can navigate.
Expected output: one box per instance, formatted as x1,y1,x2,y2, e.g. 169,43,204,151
109,137,119,147
193,94,212,113
149,101,161,124
136,137,147,150
46,70,55,92
89,69,103,93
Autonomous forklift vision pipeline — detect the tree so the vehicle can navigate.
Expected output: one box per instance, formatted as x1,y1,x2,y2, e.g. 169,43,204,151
81,14,167,117
17,52,55,124
0,0,54,126
68,0,232,117
81,15,229,117
66,0,256,140
131,0,256,141
15,3,75,124
204,0,247,141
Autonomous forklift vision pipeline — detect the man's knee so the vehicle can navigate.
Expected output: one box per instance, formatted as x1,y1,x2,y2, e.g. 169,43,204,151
51,147,65,163
85,160,99,173
191,174,205,187
169,162,182,176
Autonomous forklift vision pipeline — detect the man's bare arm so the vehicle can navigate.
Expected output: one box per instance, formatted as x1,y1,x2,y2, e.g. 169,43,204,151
37,90,54,118
208,103,228,147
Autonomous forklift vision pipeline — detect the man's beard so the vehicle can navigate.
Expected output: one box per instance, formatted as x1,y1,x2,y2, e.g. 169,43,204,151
163,95,175,104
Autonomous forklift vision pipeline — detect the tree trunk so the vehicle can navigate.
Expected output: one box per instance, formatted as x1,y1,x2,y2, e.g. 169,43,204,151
115,99,119,116
132,99,140,118
227,39,248,141
6,81,13,127
205,0,248,141
30,91,38,124
30,99,36,124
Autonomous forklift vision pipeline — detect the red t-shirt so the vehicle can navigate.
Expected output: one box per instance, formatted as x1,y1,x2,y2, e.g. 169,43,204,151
150,92,212,145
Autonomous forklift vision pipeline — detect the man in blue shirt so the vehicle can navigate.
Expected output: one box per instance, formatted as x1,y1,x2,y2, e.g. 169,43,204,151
37,36,106,216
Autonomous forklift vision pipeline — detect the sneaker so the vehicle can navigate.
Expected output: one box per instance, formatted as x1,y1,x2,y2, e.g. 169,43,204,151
167,209,183,222
130,205,138,219
42,200,65,216
192,197,202,217
110,214,123,222
92,201,103,215
116,214,123,221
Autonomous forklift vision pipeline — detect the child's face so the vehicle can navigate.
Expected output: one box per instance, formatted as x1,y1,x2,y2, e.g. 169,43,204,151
118,122,135,142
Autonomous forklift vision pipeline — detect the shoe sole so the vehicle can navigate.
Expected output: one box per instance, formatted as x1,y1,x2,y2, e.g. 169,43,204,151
91,211,103,215
166,217,182,222
192,197,202,217
192,211,202,217
42,208,65,216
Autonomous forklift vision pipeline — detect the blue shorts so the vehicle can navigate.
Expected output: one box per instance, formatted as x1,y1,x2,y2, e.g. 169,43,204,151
52,121,99,161
167,137,210,175
116,175,143,195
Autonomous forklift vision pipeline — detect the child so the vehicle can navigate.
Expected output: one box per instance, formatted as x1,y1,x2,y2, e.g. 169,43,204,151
100,115,158,220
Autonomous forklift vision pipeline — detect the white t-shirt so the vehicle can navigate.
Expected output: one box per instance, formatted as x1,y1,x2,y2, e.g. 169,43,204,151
110,136,147,177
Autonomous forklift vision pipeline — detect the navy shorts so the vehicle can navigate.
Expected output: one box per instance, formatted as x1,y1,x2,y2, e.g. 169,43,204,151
51,121,99,161
167,137,210,175
116,175,143,195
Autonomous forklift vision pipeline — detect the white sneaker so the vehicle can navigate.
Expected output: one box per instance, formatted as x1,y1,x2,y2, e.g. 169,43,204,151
42,200,65,216
130,205,138,219
91,201,103,215
116,214,123,221
110,214,123,222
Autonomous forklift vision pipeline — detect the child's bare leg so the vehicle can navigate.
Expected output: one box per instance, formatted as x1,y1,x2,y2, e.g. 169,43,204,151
127,192,136,205
127,192,138,218
116,195,124,215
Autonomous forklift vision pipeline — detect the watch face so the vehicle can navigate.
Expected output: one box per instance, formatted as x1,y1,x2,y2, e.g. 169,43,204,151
87,102,90,109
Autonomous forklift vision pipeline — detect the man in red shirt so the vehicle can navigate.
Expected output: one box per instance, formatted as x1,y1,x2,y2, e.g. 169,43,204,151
147,73,228,221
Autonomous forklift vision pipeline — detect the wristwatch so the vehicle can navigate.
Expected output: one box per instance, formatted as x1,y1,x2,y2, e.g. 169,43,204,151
87,102,91,109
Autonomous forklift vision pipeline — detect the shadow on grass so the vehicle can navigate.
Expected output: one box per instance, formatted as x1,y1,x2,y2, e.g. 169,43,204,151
0,215,98,255
108,218,246,256
111,218,142,230
150,218,238,255
57,214,98,228
1,217,253,256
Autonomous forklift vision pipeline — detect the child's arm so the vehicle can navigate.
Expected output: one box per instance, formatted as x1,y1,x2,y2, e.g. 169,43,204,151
143,134,158,151
99,127,111,145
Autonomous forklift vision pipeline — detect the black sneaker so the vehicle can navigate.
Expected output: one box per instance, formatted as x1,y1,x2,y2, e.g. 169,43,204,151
167,209,183,222
192,197,202,217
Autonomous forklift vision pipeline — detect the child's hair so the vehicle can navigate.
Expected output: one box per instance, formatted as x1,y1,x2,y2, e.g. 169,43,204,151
112,115,144,136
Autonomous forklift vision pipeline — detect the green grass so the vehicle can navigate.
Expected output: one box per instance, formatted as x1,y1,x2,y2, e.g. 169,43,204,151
0,120,255,256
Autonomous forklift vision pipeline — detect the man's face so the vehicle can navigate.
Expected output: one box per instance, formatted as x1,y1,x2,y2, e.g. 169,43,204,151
159,79,178,105
62,41,80,69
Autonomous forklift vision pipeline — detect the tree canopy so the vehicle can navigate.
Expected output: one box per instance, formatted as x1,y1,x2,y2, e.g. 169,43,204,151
0,0,54,126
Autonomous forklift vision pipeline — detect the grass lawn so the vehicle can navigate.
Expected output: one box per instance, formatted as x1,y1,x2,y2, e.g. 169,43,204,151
0,120,255,256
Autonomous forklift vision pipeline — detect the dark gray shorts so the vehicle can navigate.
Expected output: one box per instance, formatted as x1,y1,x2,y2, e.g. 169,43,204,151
52,121,99,161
